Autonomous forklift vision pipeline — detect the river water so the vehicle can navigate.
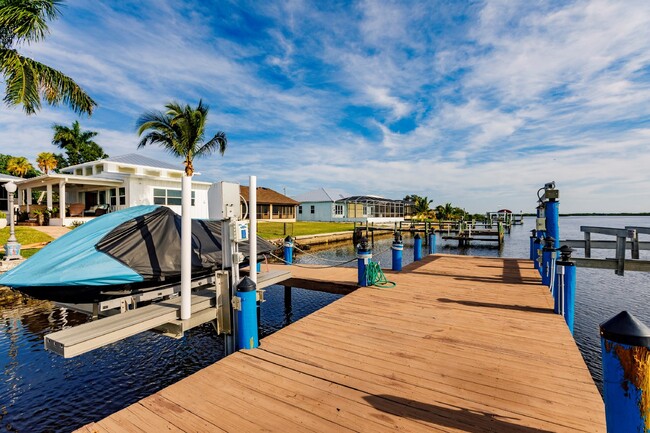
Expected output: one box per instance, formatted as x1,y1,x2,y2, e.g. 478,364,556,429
1,216,649,432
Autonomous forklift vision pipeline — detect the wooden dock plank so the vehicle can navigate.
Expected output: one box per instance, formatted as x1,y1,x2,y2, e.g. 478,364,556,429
78,254,606,432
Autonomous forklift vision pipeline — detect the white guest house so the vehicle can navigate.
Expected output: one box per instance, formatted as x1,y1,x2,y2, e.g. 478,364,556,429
14,154,211,226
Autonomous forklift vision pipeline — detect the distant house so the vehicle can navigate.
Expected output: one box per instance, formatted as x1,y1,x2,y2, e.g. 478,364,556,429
293,188,348,222
0,173,22,213
14,154,212,226
240,186,298,222
293,188,407,223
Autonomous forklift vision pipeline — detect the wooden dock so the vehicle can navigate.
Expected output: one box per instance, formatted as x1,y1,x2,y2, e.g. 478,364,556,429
77,254,605,432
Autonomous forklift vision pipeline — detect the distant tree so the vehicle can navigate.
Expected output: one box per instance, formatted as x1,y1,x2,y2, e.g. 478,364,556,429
435,203,459,221
6,156,33,177
0,153,12,174
413,196,433,215
0,0,96,115
135,100,227,176
36,151,57,173
53,152,67,171
52,121,107,166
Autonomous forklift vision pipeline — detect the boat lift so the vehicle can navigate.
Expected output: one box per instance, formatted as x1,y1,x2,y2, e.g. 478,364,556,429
44,177,292,358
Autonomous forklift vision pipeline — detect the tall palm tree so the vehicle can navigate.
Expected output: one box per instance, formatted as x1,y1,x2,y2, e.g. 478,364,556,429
0,0,96,115
36,151,56,173
135,100,227,176
435,202,457,221
6,156,32,176
52,120,105,166
413,196,433,215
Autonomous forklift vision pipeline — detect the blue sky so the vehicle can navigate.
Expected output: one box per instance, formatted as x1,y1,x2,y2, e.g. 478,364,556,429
1,0,650,213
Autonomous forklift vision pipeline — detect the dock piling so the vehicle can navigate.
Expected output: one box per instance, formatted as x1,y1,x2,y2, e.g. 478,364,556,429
356,238,372,287
391,232,403,271
283,236,293,265
541,236,555,287
235,277,259,350
555,246,576,333
413,233,422,261
428,231,436,255
600,311,650,433
529,229,537,261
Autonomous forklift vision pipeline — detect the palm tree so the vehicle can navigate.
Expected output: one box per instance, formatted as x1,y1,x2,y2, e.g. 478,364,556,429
6,156,32,177
52,120,105,166
435,203,457,221
36,151,57,173
0,0,96,115
136,100,227,321
135,100,227,176
413,196,433,215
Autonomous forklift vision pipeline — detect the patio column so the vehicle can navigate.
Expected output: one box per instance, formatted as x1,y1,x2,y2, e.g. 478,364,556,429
59,180,66,219
46,184,53,209
26,187,32,212
269,204,273,220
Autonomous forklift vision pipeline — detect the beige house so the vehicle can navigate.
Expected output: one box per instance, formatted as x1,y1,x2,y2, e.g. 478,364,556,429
240,186,298,222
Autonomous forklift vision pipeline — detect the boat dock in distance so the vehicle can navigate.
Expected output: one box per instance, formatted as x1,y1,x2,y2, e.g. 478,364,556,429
77,254,605,432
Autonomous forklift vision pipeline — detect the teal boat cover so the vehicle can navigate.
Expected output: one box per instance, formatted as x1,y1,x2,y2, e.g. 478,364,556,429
0,206,155,288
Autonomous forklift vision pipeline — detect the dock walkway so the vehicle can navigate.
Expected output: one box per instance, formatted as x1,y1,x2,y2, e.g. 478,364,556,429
78,254,605,432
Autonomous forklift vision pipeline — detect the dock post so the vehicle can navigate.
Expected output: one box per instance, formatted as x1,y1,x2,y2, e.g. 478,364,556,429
555,246,576,333
533,237,542,271
529,229,537,260
391,232,403,271
235,277,259,350
541,236,555,287
283,236,293,265
600,311,650,433
545,198,560,251
413,233,422,261
356,238,372,287
428,231,436,255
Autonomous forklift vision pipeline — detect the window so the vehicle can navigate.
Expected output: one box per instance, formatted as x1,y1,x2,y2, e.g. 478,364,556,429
75,169,83,175
85,167,93,176
334,204,343,216
109,188,125,206
153,188,195,206
298,205,302,214
95,165,103,174
310,205,315,214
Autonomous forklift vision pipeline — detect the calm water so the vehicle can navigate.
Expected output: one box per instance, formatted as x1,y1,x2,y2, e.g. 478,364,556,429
1,216,649,432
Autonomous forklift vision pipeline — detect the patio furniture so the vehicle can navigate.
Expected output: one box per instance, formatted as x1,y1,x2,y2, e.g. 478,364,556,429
68,203,85,217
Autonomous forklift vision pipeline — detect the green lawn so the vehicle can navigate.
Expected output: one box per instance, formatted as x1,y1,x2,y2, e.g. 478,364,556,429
257,221,355,239
0,227,54,245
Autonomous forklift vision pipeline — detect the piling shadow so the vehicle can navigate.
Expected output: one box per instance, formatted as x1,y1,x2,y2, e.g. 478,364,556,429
362,394,555,433
437,298,553,314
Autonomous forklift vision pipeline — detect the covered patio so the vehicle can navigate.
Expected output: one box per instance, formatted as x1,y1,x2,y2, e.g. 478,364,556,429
15,174,124,226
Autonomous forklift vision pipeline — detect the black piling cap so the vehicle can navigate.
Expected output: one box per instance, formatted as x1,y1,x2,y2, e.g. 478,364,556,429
543,236,555,249
237,276,257,292
600,311,650,347
559,245,574,262
393,231,402,243
414,233,421,239
530,229,537,237
358,237,369,251
284,235,292,243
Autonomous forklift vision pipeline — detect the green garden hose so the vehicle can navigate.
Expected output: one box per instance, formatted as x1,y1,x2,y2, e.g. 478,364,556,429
365,261,397,289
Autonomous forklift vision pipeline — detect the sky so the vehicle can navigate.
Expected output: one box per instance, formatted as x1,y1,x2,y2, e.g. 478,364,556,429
1,0,650,213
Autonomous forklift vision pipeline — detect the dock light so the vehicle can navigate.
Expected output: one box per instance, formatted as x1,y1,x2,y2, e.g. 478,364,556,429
3,181,22,261
559,245,574,262
544,181,556,190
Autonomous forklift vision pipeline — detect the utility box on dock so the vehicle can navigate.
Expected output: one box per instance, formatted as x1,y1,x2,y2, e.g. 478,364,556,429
208,181,241,220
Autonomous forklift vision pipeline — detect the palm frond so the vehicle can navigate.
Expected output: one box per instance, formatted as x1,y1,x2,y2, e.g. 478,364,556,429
0,0,61,45
2,50,95,115
197,131,227,157
1,48,40,113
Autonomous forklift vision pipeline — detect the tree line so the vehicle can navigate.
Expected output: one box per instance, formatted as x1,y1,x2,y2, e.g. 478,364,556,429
403,194,485,221
0,121,107,178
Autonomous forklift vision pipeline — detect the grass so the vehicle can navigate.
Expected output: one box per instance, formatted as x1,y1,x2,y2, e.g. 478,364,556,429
257,221,355,239
0,227,54,260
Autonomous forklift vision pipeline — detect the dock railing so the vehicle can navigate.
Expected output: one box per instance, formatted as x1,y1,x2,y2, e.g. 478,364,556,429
561,226,650,275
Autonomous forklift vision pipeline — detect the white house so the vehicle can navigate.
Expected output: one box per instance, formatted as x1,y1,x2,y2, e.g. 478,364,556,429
1,173,22,213
14,154,212,226
293,188,348,222
294,188,408,223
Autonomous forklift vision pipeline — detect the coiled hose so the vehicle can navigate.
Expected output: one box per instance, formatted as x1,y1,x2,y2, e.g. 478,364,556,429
365,261,397,288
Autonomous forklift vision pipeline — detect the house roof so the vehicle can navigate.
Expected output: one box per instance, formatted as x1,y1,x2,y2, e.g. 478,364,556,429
0,173,22,182
63,153,182,172
240,186,299,205
292,187,349,203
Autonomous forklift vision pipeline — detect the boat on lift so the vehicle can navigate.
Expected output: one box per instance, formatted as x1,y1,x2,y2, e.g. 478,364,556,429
0,205,275,303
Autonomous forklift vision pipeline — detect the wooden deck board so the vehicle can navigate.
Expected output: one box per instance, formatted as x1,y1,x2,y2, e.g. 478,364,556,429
78,254,605,432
